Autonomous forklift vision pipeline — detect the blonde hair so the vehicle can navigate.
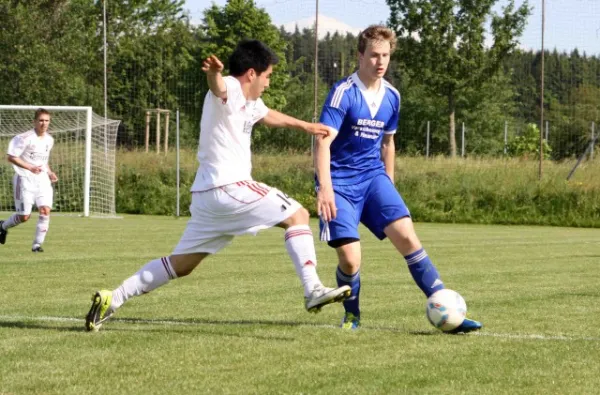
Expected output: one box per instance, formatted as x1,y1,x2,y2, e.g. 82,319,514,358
358,25,397,54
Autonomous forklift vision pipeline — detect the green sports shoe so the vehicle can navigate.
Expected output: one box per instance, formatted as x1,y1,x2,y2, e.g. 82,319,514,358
85,290,114,332
341,312,361,330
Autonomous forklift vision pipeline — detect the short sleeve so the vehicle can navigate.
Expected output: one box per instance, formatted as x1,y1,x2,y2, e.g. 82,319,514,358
211,76,244,114
252,98,269,124
319,84,352,132
7,135,25,157
384,92,401,134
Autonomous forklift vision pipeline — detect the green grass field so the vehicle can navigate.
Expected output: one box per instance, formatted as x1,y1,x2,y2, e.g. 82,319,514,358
1,214,599,394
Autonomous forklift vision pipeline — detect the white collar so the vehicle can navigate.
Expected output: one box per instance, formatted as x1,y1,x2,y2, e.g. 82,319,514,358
352,72,386,117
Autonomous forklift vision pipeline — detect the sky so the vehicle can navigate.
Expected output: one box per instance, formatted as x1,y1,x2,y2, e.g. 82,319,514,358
184,0,600,55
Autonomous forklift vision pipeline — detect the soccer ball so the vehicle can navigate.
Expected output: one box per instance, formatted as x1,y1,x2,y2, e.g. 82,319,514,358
426,289,467,332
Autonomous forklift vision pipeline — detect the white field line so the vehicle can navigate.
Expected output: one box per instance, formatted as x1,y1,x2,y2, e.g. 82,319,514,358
1,314,599,342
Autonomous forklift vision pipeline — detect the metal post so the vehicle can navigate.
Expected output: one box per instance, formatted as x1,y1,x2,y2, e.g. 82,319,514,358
461,122,465,158
539,0,546,179
426,121,430,158
591,122,596,160
545,120,549,141
504,121,508,155
176,109,180,217
103,0,108,157
314,0,319,123
567,134,599,180
84,107,93,217
311,0,319,159
145,111,150,152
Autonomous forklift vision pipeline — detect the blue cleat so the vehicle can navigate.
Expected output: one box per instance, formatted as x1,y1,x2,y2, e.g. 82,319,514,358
341,312,361,330
446,318,482,334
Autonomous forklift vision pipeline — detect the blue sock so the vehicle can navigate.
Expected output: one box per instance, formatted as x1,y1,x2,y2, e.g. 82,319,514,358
405,248,445,297
336,266,360,317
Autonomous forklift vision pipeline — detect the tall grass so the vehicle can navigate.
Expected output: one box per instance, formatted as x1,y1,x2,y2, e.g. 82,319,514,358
116,149,600,227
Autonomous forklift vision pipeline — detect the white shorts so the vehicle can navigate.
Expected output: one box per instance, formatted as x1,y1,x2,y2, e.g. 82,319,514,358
172,181,303,255
13,174,53,215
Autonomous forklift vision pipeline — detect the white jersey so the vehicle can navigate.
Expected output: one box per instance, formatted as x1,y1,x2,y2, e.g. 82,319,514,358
191,76,269,192
7,130,54,178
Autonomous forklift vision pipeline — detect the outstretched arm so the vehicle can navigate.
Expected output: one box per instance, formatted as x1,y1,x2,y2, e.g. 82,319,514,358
260,109,329,137
202,55,227,100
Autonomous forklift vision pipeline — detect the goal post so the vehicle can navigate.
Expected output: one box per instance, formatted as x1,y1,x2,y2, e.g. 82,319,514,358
0,105,120,217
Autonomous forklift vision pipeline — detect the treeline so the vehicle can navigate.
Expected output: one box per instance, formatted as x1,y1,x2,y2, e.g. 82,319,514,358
1,0,598,158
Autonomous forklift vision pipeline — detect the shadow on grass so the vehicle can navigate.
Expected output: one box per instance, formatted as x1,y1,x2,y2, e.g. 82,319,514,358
0,316,441,337
0,320,82,332
112,317,440,336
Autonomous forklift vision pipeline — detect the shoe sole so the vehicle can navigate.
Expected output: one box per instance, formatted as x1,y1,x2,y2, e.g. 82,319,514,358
306,287,352,313
85,292,105,332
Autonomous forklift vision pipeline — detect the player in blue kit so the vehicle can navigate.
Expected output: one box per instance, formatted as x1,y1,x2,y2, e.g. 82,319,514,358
314,25,482,333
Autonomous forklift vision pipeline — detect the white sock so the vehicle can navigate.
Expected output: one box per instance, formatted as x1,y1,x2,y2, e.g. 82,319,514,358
111,257,177,310
2,214,22,230
33,215,49,246
284,225,322,297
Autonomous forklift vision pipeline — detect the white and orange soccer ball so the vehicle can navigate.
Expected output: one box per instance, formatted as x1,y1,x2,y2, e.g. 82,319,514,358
426,289,467,332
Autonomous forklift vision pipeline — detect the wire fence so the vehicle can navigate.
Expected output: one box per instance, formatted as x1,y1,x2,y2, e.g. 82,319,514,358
1,0,599,167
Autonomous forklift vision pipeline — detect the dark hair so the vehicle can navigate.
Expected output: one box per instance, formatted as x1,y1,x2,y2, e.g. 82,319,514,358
34,108,51,120
229,40,279,77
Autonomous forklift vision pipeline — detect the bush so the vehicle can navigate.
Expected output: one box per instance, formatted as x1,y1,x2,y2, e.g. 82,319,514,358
507,123,552,159
114,151,600,227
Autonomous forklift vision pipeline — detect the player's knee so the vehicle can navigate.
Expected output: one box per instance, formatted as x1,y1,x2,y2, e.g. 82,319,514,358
39,207,51,216
19,214,30,223
385,220,421,254
339,256,361,273
336,243,361,273
289,207,310,225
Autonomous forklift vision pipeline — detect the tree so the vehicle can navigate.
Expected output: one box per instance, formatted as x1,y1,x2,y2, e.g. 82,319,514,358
387,0,530,156
101,0,199,146
201,0,289,111
0,0,98,106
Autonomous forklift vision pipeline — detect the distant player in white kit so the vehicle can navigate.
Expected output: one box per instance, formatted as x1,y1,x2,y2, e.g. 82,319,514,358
0,108,58,252
85,40,351,331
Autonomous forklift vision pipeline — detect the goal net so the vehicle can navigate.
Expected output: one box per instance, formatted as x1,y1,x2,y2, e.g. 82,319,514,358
0,106,121,217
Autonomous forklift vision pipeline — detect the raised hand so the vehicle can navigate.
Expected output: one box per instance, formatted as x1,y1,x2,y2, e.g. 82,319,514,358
202,55,224,75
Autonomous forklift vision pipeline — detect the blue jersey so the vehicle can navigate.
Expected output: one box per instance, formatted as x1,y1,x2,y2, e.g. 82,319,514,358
319,72,400,185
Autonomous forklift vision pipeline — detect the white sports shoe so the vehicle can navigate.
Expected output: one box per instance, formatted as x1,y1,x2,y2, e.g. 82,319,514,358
304,284,351,313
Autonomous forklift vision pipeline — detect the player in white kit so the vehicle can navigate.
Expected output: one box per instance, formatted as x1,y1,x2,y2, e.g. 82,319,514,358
85,40,351,331
0,108,58,252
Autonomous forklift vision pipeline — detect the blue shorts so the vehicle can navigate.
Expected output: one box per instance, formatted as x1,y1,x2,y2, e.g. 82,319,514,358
319,173,411,242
